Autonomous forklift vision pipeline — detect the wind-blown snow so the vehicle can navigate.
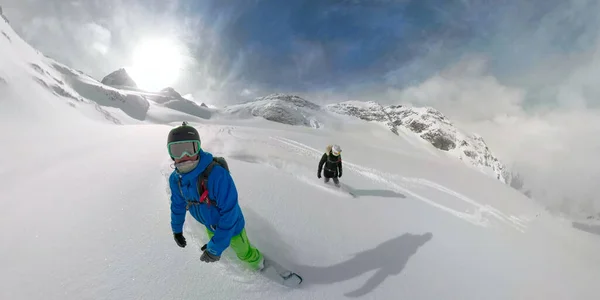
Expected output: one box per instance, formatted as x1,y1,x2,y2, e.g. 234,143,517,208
2,11,600,300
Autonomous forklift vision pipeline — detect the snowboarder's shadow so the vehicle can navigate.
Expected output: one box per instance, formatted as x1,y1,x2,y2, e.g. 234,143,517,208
348,188,407,198
338,183,406,199
291,232,433,298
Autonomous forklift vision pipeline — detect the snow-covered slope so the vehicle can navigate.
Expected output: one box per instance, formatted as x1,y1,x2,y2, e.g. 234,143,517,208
51,62,213,123
327,101,510,183
4,11,600,300
0,11,123,126
0,12,211,126
222,95,508,184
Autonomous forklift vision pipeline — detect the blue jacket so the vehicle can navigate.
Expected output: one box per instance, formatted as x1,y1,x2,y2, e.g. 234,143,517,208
169,150,245,256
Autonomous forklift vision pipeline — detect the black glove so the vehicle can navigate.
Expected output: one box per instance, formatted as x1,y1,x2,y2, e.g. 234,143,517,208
317,172,321,179
174,232,186,248
338,172,342,178
200,244,220,263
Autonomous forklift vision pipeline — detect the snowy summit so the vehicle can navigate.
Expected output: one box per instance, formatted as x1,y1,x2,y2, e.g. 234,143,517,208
223,93,325,128
101,68,138,88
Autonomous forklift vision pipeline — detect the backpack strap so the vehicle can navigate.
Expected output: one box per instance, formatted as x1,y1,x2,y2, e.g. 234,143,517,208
177,158,225,209
197,160,219,207
176,179,199,210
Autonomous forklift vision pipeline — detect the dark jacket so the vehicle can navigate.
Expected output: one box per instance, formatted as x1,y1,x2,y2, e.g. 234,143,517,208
318,152,342,177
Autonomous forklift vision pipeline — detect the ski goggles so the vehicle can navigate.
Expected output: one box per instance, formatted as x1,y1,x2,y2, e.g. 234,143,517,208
168,140,201,159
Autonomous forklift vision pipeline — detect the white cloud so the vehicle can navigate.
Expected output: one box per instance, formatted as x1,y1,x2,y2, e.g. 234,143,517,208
240,89,254,97
78,23,111,55
388,53,600,217
392,55,526,122
366,0,600,218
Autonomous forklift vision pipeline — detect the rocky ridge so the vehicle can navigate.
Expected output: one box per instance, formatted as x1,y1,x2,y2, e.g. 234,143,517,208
327,101,510,183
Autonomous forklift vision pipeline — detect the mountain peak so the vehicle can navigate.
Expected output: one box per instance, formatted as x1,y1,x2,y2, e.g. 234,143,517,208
100,68,137,88
224,93,324,128
255,93,321,110
327,101,509,183
160,87,183,99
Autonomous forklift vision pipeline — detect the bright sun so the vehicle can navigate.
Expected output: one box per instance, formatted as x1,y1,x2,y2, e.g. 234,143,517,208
127,37,186,91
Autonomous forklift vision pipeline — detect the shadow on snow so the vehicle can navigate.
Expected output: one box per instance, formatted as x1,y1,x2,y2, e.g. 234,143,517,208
291,232,433,297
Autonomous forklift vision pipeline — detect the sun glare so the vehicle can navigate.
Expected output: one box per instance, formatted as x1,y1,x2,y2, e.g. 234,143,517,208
127,37,186,91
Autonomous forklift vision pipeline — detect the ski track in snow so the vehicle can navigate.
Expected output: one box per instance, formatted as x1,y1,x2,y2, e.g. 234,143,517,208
222,138,356,199
269,136,528,232
163,126,526,244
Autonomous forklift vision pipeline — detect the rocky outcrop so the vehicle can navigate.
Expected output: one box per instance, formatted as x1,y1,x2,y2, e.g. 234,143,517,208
160,87,183,99
223,93,324,128
327,101,509,183
222,94,510,184
101,68,137,88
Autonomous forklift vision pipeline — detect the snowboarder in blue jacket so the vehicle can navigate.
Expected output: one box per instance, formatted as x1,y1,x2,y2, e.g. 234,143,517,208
167,122,264,270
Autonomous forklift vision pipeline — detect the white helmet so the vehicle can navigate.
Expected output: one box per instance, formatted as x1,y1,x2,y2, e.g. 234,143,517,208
331,144,342,156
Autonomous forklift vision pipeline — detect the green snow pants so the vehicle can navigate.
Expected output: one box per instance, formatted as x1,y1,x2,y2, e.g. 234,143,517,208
206,228,264,270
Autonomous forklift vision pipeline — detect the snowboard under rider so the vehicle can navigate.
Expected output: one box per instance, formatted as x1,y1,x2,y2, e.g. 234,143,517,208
166,122,264,270
317,144,343,186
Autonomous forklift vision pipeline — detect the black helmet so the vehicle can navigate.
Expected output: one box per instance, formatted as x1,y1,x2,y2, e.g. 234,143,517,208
167,121,200,144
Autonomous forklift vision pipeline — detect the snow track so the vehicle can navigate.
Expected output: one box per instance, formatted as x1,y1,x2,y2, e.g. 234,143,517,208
270,136,528,232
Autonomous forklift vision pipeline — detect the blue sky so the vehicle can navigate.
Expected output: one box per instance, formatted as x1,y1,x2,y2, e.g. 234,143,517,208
163,0,580,99
178,0,485,90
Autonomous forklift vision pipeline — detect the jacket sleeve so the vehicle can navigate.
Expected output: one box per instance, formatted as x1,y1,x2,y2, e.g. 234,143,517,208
206,167,242,256
317,153,327,174
169,173,187,233
338,156,343,175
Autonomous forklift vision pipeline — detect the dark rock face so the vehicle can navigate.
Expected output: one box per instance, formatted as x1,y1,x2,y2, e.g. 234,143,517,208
330,103,388,122
259,93,321,110
408,120,428,133
256,105,302,125
101,68,137,88
420,129,457,151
